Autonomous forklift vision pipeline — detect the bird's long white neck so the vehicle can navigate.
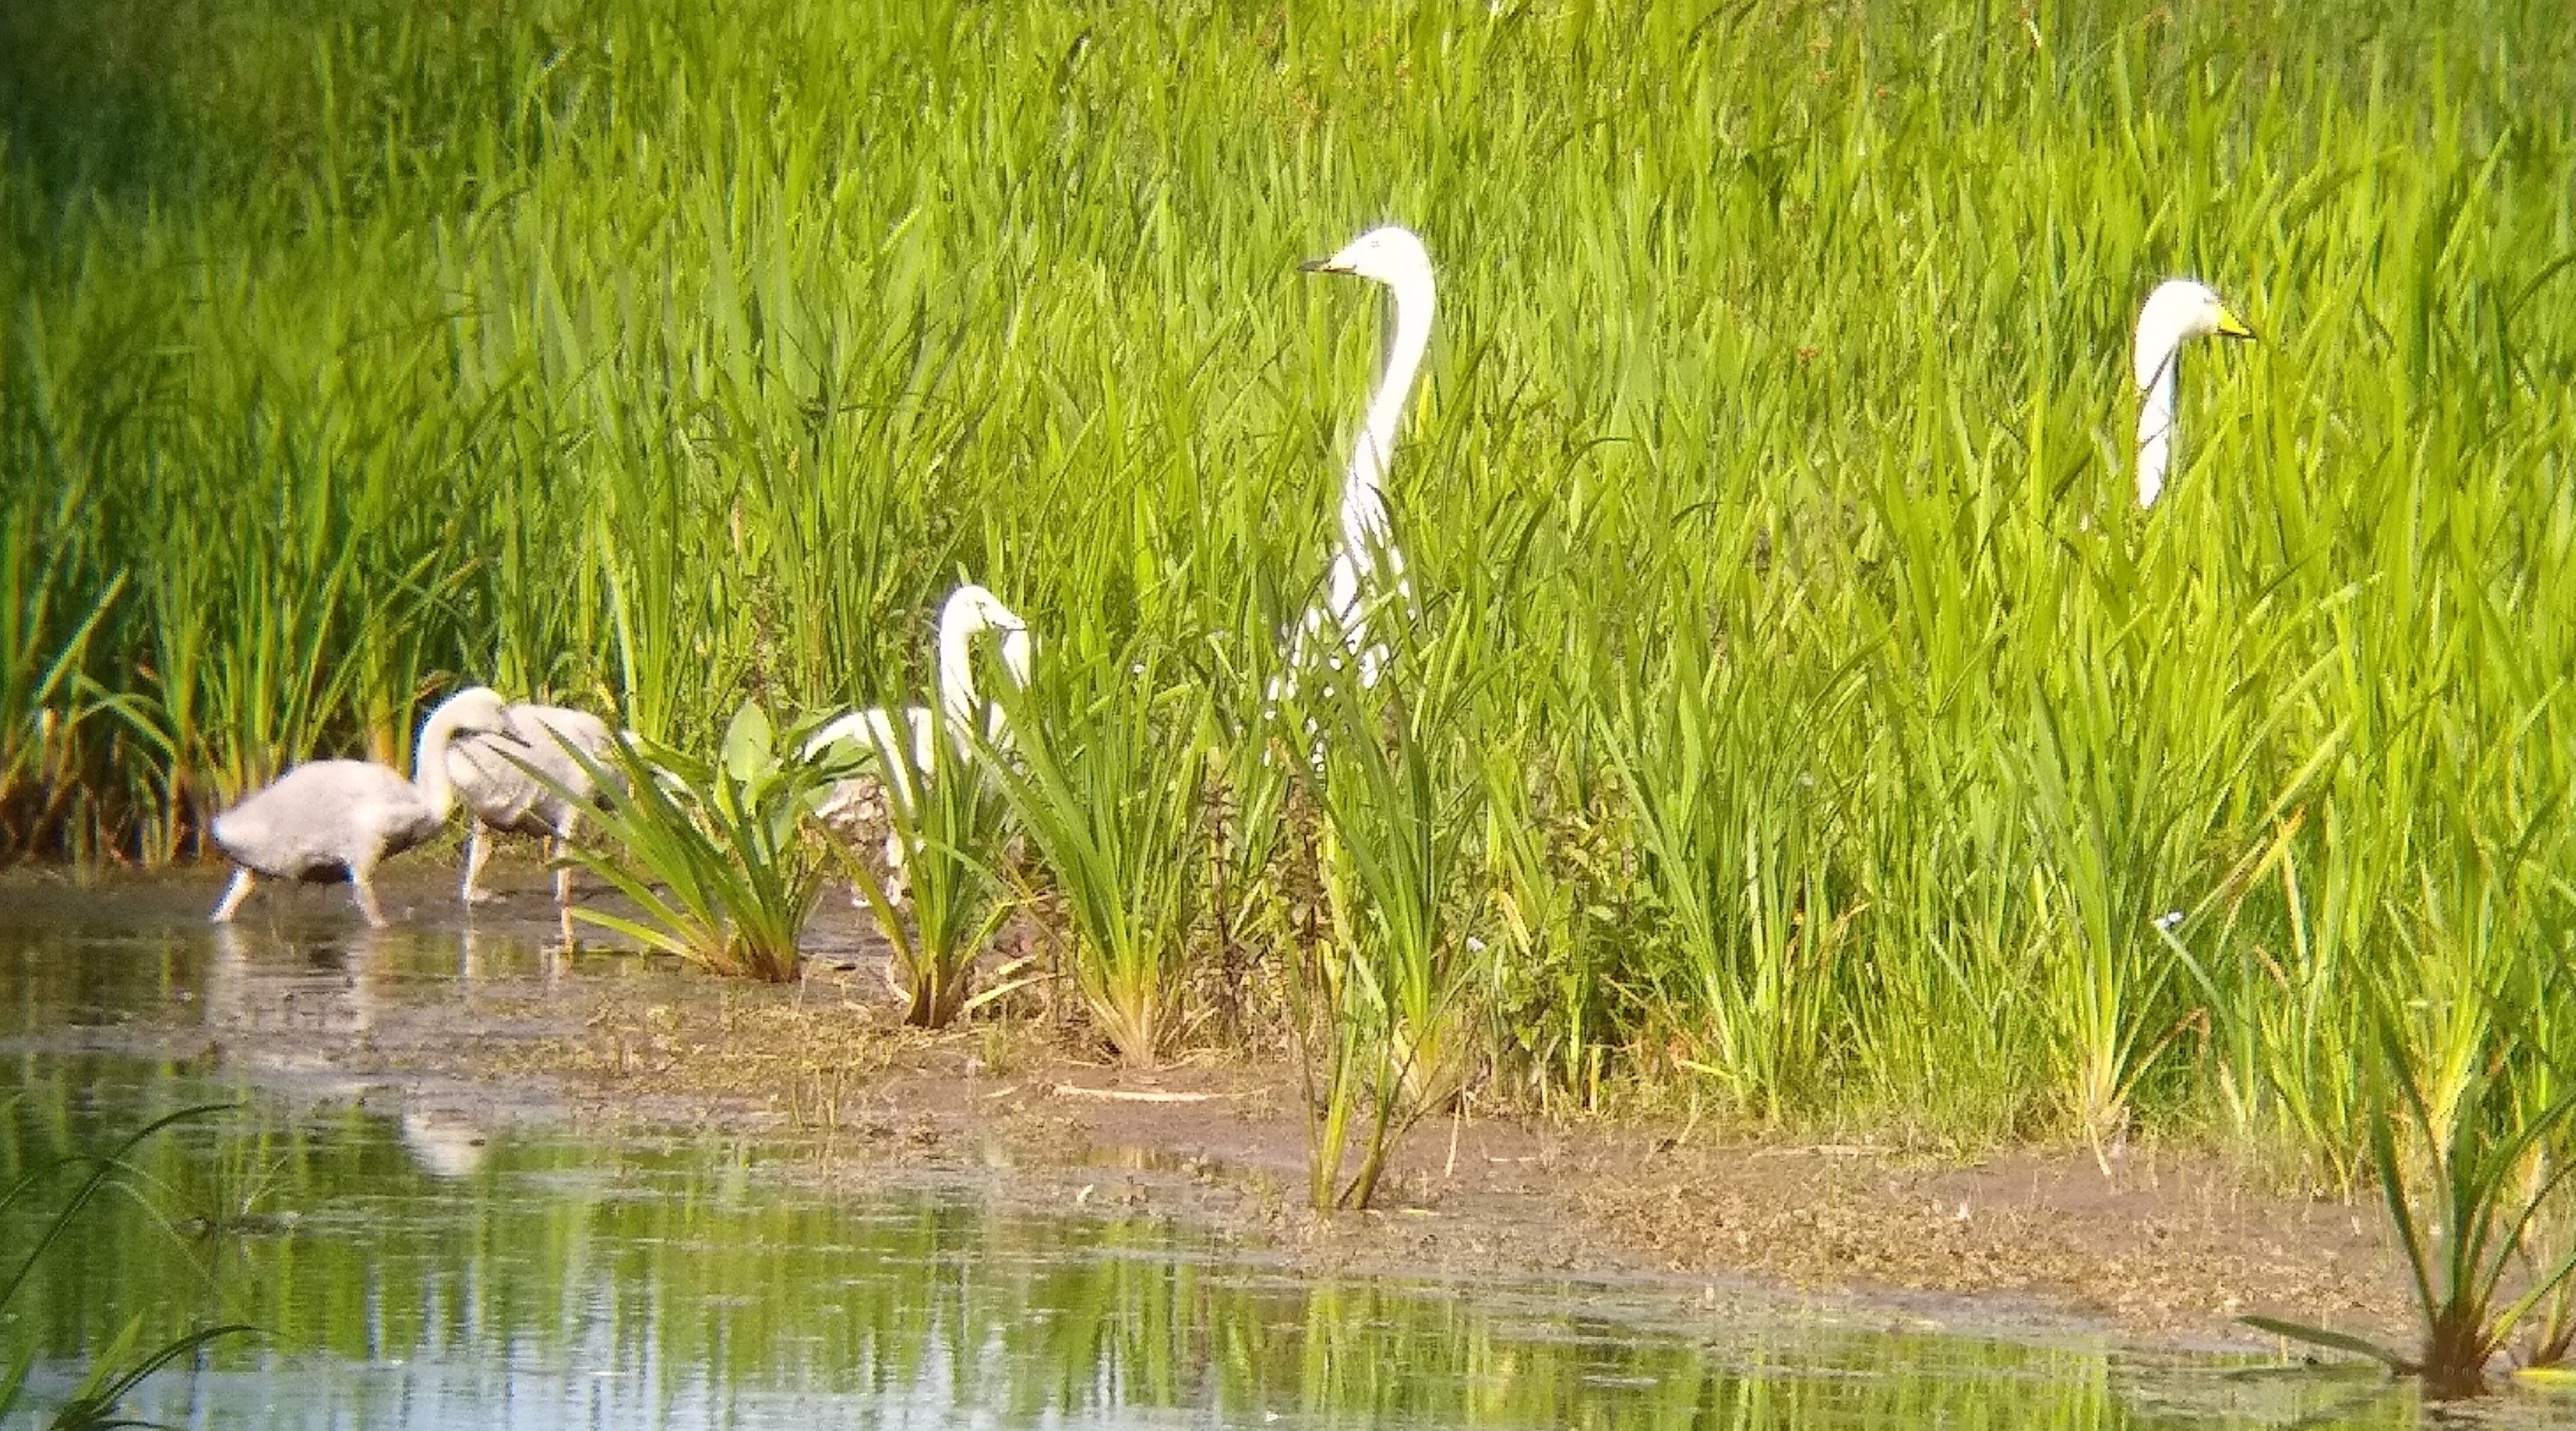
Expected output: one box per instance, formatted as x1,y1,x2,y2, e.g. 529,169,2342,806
936,596,1028,740
2136,350,2178,509
413,713,464,820
1341,275,1435,553
937,614,984,733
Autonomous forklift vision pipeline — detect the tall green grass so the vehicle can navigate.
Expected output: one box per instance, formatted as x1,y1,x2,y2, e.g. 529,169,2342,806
1294,589,1489,1209
831,699,1023,1029
4,0,2575,1164
993,631,1210,1068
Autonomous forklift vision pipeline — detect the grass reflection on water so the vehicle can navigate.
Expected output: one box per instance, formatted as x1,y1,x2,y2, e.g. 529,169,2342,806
0,1055,2420,1431
0,892,2426,1428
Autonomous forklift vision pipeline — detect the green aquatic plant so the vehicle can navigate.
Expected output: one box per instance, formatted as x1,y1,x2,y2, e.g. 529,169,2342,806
556,703,831,982
990,633,1208,1068
5,0,2576,1166
824,702,1026,1029
0,486,125,857
2246,1002,2576,1399
1288,591,1486,1212
32,1321,255,1431
0,1102,258,1429
1602,612,1858,1124
1476,744,1624,1113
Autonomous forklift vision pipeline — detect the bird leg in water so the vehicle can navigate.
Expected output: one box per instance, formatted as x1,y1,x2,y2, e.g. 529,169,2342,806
211,870,258,923
348,864,392,929
461,826,498,906
549,832,574,909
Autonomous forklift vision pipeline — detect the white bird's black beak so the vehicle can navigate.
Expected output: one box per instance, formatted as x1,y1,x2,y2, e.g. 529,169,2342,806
1299,257,1341,274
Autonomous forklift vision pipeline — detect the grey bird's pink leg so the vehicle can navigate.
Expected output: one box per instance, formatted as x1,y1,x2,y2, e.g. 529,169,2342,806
549,831,574,909
349,857,392,929
462,825,496,906
211,869,258,923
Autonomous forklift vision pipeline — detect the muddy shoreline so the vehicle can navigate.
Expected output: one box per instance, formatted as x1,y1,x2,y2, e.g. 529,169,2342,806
3,860,2415,1361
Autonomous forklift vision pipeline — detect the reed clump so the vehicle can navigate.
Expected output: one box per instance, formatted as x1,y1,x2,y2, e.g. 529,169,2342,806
559,705,829,983
824,700,1026,1029
2245,991,2576,1399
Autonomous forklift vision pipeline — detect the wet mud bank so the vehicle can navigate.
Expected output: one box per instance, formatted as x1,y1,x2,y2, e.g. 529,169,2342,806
1,862,2415,1358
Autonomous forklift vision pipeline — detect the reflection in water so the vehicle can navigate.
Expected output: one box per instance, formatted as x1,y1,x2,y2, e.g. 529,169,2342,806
458,917,566,985
0,1082,2426,1431
205,922,387,1059
0,875,2429,1430
398,1107,493,1179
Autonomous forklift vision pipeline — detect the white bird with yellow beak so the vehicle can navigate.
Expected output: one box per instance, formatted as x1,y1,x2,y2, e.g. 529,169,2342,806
1282,225,1434,700
2133,280,2258,507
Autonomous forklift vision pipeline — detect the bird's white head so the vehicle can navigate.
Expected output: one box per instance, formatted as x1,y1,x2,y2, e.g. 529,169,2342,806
1302,224,1438,513
940,583,1035,690
2133,279,2256,389
415,685,513,818
1301,225,1434,292
423,686,510,740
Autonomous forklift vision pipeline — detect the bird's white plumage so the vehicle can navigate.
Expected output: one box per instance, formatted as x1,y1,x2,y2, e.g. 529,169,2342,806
806,584,1033,897
448,699,622,840
2132,278,2254,508
208,690,503,927
210,761,445,880
806,584,1032,792
1278,224,1435,707
436,687,627,908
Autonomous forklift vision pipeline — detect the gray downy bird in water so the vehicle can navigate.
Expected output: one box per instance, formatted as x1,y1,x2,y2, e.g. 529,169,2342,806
208,691,503,928
437,688,628,909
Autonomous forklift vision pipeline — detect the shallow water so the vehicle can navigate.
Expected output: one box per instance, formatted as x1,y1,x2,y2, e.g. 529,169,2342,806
0,870,2434,1428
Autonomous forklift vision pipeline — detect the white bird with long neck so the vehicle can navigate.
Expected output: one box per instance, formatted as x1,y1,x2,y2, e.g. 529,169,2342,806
208,691,503,928
804,583,1034,896
1288,224,1435,693
2133,279,2256,508
805,584,1034,795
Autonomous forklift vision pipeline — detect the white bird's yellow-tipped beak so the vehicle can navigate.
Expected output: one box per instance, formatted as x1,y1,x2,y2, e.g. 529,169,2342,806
2215,307,2257,341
